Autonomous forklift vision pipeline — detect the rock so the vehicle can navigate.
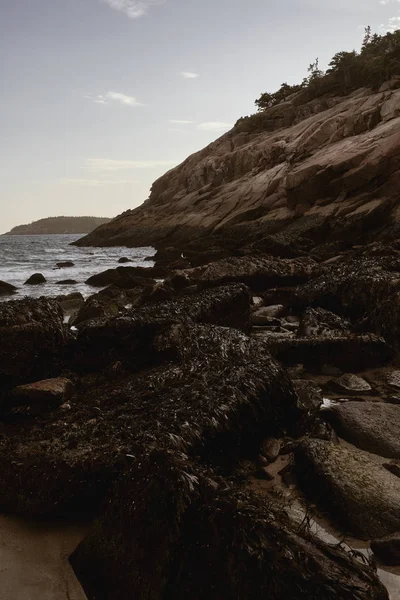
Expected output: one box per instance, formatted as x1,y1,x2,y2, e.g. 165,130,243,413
118,257,132,264
8,378,75,412
371,535,400,566
383,463,400,478
56,279,77,285
386,395,400,405
24,273,46,285
387,371,400,392
324,402,400,458
266,334,392,373
0,281,17,297
321,364,343,376
330,374,372,395
55,292,84,314
74,87,400,255
252,296,264,310
251,305,284,325
56,261,74,268
296,439,400,539
85,266,158,288
261,438,281,463
298,307,351,338
0,298,70,387
292,379,323,430
183,255,318,292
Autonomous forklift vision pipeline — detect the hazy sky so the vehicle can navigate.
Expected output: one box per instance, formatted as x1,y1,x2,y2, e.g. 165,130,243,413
0,0,398,232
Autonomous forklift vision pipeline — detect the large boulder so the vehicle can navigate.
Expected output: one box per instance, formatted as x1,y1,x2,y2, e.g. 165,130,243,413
0,298,70,388
0,323,298,517
371,534,400,566
298,307,351,337
24,273,46,285
74,284,253,371
71,462,388,600
324,402,400,458
85,266,159,288
296,439,400,539
0,281,17,297
265,334,392,372
183,255,318,292
7,377,74,413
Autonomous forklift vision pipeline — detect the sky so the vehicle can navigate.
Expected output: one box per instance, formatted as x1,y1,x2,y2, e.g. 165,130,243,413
0,0,399,232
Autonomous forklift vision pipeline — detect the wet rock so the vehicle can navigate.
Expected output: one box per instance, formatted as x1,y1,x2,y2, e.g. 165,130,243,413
321,364,343,376
74,284,253,372
0,298,70,387
387,371,400,392
292,379,323,430
386,395,400,405
56,279,78,285
71,464,388,600
296,439,400,539
251,305,284,325
261,437,281,463
324,402,400,458
85,266,158,288
330,374,372,395
7,378,75,412
0,281,17,297
256,466,275,480
252,296,264,310
56,261,74,268
371,534,400,566
55,293,84,314
24,273,46,285
118,257,131,264
0,323,298,517
70,286,135,327
266,334,392,373
183,255,318,292
298,307,351,338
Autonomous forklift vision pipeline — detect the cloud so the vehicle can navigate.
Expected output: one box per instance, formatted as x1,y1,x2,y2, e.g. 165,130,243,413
58,179,138,186
102,0,165,19
181,72,199,79
197,122,233,132
86,92,143,106
85,158,179,171
168,119,195,124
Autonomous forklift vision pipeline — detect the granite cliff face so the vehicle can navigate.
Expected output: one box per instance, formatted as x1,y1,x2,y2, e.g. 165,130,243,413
76,81,400,249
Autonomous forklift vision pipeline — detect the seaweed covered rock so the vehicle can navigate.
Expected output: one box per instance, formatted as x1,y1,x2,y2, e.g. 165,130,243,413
74,284,253,371
0,298,70,387
324,402,400,458
85,266,159,288
71,285,146,327
296,439,400,539
184,255,318,292
0,322,297,517
265,334,392,372
371,534,400,566
71,458,388,600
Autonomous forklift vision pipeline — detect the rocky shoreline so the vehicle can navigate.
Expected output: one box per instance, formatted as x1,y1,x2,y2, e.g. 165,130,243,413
0,241,399,598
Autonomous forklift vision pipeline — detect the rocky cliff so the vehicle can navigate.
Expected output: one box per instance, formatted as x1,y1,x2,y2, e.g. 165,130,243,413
75,80,400,250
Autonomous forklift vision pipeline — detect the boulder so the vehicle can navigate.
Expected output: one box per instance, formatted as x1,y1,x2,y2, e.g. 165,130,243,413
292,379,323,430
183,255,318,292
371,534,400,566
55,292,84,314
85,266,158,288
330,374,372,396
24,273,46,285
324,402,400,458
0,298,70,387
7,377,74,412
74,284,253,372
0,322,298,517
296,439,400,539
0,281,17,297
56,261,74,269
266,334,392,373
118,257,131,264
70,464,388,600
260,437,281,463
386,371,400,392
56,279,78,285
251,305,284,325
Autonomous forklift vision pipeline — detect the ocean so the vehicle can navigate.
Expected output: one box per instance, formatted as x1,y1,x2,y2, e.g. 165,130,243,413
0,234,155,301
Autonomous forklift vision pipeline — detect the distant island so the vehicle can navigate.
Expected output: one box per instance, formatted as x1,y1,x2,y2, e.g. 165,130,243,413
4,216,111,236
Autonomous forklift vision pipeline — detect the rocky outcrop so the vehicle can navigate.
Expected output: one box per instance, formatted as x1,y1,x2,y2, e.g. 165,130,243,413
296,439,400,539
4,216,110,236
75,84,400,250
324,402,400,458
0,281,17,297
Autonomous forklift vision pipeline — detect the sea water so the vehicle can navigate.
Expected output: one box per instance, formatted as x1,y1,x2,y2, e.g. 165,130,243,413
0,234,155,301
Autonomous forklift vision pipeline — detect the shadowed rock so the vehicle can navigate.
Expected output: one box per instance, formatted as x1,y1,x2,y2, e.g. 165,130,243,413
0,281,17,297
24,273,46,285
